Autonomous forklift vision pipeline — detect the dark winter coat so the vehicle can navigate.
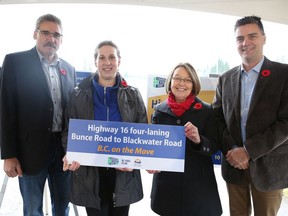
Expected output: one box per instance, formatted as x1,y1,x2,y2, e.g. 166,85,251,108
62,72,148,209
150,98,222,216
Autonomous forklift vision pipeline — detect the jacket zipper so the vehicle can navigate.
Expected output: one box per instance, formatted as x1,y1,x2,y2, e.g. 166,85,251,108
104,87,110,171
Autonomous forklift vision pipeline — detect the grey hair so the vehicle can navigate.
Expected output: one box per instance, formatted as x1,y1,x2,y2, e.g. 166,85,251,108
35,14,62,31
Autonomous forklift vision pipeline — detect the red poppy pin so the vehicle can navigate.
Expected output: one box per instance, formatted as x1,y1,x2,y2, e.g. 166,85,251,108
60,69,67,76
121,80,128,87
193,103,202,110
261,69,270,77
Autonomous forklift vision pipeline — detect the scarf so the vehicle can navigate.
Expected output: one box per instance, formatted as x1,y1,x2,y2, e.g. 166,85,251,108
167,92,195,116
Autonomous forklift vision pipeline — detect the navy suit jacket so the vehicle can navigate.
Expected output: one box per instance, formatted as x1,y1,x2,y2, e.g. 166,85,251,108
213,57,288,191
0,47,77,175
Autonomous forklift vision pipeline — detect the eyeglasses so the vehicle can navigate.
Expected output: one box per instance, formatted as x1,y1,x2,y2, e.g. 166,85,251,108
37,29,63,39
171,77,193,84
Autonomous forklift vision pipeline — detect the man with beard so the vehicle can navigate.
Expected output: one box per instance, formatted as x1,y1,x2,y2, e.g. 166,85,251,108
0,14,76,216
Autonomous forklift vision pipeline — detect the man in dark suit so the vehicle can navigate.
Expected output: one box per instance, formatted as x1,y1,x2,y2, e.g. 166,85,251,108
0,14,76,215
213,15,288,216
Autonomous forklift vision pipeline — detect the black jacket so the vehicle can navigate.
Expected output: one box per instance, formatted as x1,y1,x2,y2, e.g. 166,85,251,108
0,47,76,175
62,72,148,209
150,98,222,216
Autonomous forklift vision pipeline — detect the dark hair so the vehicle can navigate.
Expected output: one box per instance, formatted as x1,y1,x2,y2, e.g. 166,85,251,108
94,40,121,60
35,14,62,31
165,62,201,96
234,15,265,35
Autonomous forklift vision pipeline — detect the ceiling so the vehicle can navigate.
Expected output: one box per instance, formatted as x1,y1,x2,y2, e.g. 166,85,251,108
0,0,287,25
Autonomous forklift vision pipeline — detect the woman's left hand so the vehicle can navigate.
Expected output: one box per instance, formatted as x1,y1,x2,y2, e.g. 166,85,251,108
116,168,133,172
62,155,81,171
184,121,200,144
146,170,161,174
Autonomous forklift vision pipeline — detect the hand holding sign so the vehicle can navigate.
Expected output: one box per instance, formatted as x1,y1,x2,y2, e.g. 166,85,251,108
66,119,186,172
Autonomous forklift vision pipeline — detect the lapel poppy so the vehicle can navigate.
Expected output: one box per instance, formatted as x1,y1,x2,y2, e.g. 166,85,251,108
121,80,128,87
60,69,67,76
193,102,202,110
261,69,270,77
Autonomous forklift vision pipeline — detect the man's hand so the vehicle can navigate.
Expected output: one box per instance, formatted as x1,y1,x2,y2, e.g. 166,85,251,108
226,147,250,170
4,158,23,177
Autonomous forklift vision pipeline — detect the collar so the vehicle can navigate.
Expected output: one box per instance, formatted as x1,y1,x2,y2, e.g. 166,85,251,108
36,48,60,66
241,56,265,74
92,73,120,89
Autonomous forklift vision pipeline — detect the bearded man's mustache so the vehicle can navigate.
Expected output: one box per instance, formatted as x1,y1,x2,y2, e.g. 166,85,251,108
44,43,56,49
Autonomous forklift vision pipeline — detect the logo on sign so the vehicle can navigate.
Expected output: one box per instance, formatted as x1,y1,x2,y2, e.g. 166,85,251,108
108,157,119,165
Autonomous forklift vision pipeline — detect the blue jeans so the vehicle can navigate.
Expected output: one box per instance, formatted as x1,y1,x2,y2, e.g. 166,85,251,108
18,133,71,216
